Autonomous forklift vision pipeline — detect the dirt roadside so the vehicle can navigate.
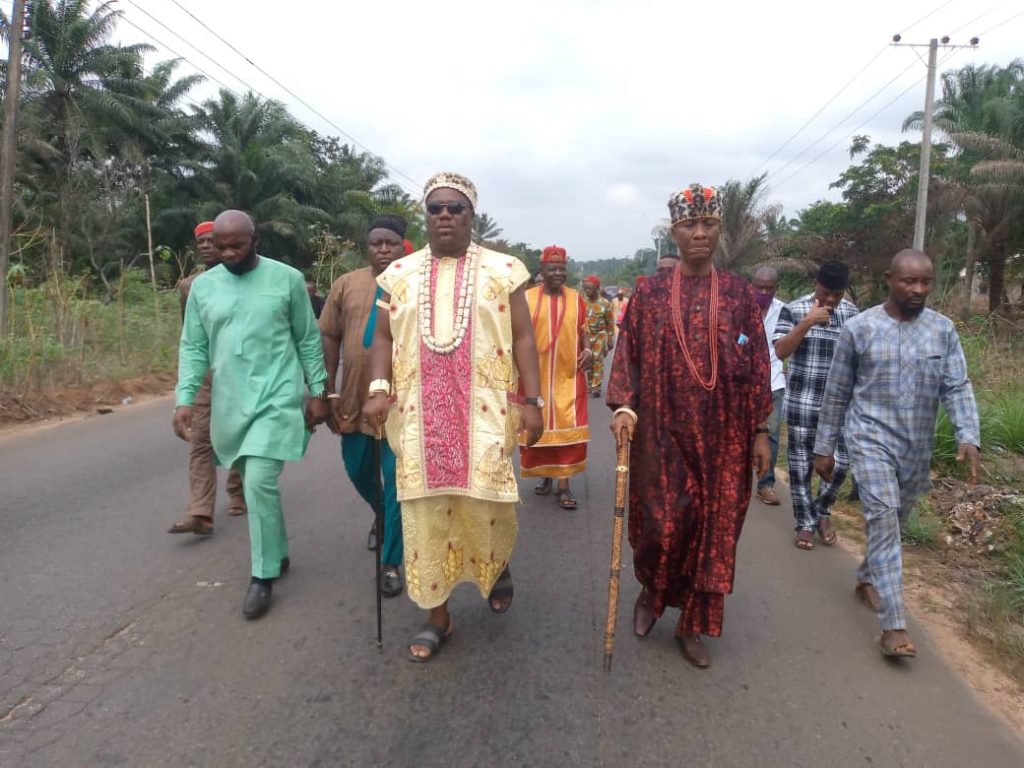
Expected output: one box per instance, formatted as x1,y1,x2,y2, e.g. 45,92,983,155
0,374,176,436
771,468,1024,736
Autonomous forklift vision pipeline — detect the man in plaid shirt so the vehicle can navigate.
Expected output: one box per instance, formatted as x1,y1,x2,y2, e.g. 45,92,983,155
812,250,979,658
773,261,858,550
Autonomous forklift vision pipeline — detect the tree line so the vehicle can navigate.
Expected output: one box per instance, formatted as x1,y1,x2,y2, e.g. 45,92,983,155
586,60,1024,313
1,2,1021,317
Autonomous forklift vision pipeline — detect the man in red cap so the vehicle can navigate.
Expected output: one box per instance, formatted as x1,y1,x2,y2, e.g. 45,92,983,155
582,275,614,397
609,184,772,667
167,221,246,535
519,245,592,509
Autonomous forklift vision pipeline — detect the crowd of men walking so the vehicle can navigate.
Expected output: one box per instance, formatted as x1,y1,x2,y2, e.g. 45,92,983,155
169,173,980,666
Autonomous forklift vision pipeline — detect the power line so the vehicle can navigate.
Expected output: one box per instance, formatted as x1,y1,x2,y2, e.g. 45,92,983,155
116,16,241,96
765,58,919,184
752,45,889,176
123,0,260,96
110,1,421,197
752,1,962,179
946,6,996,36
900,0,960,36
166,0,424,192
977,8,1024,38
771,48,960,194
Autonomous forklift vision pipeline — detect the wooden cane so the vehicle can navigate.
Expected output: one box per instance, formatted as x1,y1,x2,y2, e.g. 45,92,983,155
603,438,631,672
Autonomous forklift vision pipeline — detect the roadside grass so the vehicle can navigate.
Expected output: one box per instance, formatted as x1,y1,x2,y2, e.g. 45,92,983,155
901,499,943,549
1,269,180,397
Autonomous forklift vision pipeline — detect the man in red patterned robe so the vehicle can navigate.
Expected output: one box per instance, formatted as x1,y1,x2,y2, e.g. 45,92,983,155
607,183,772,668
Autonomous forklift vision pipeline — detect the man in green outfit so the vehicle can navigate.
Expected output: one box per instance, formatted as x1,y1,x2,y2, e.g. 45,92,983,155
173,210,329,619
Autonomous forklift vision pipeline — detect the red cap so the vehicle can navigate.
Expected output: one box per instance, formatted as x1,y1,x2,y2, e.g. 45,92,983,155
403,239,415,255
541,245,567,264
194,221,214,238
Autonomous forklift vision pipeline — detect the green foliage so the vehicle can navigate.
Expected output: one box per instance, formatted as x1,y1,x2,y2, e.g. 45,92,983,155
1,270,180,393
901,502,942,548
0,0,451,297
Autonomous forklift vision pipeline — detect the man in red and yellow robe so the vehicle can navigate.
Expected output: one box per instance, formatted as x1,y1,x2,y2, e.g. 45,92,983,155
519,245,591,509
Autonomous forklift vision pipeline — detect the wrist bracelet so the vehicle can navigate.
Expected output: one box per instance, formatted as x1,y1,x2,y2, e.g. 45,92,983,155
368,378,391,396
754,426,770,434
327,393,341,400
613,406,638,424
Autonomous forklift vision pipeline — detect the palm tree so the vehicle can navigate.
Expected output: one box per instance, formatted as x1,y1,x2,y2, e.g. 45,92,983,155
473,212,503,243
19,0,153,270
904,60,1024,311
193,90,328,263
715,174,781,269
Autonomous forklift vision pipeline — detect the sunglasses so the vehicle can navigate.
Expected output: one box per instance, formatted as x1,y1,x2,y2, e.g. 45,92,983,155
426,202,469,216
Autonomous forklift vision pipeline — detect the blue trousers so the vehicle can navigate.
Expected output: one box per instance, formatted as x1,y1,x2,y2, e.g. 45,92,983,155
340,433,402,567
758,388,786,489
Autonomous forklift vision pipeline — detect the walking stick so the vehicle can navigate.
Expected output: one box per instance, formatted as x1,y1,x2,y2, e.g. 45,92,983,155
373,427,384,650
603,438,631,673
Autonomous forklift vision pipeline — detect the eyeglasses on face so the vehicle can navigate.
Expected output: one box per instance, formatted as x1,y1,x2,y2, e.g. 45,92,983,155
426,201,469,216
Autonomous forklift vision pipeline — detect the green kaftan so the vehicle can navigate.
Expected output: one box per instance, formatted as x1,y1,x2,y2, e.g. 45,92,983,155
175,256,328,468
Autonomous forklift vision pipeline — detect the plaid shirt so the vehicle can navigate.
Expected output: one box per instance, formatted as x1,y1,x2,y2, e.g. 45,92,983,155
773,293,859,428
813,306,980,457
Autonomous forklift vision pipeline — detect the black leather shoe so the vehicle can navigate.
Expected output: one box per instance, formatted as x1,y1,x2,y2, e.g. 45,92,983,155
279,557,290,576
242,580,272,620
381,565,403,598
366,523,378,552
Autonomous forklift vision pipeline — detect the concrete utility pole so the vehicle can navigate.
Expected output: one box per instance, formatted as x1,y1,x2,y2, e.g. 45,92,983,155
914,38,938,252
892,33,979,252
0,0,26,336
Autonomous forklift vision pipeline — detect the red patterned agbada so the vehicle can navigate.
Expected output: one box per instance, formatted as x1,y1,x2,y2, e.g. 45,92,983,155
607,268,771,636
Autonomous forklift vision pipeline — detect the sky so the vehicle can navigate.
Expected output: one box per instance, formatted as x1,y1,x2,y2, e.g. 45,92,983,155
41,0,1024,259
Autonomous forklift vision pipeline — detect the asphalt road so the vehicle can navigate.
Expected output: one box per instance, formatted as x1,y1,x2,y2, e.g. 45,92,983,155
1,396,1021,767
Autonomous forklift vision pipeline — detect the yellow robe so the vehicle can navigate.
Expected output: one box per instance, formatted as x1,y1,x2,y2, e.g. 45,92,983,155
519,286,589,478
376,245,530,607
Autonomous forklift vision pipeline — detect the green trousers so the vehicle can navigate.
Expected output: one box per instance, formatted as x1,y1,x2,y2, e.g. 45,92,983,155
237,456,288,579
341,433,403,567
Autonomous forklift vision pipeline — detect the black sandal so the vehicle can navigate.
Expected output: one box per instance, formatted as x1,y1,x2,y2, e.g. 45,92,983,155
407,619,453,662
534,478,552,496
557,489,578,510
488,566,514,613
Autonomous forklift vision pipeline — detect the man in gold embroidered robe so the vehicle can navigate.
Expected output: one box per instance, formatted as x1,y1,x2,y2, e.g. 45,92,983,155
362,172,543,662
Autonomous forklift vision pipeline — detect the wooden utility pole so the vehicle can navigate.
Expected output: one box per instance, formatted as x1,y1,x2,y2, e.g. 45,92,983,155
144,193,156,288
0,0,26,336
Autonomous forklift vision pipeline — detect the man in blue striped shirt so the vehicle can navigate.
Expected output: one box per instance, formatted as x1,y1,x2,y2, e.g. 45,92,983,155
813,249,980,659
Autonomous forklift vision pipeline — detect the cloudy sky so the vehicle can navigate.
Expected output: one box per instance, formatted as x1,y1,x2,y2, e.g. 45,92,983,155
100,0,1024,260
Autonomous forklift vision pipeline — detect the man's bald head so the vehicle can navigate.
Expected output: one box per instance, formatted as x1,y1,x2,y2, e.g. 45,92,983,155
754,265,779,284
886,249,933,319
214,209,256,237
213,210,259,274
889,248,932,276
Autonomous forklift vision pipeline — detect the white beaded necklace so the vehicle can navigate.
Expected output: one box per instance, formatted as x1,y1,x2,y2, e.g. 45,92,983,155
418,244,480,354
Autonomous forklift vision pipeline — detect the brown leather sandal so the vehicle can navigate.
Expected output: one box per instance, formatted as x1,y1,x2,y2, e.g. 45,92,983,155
880,630,916,658
794,530,815,550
